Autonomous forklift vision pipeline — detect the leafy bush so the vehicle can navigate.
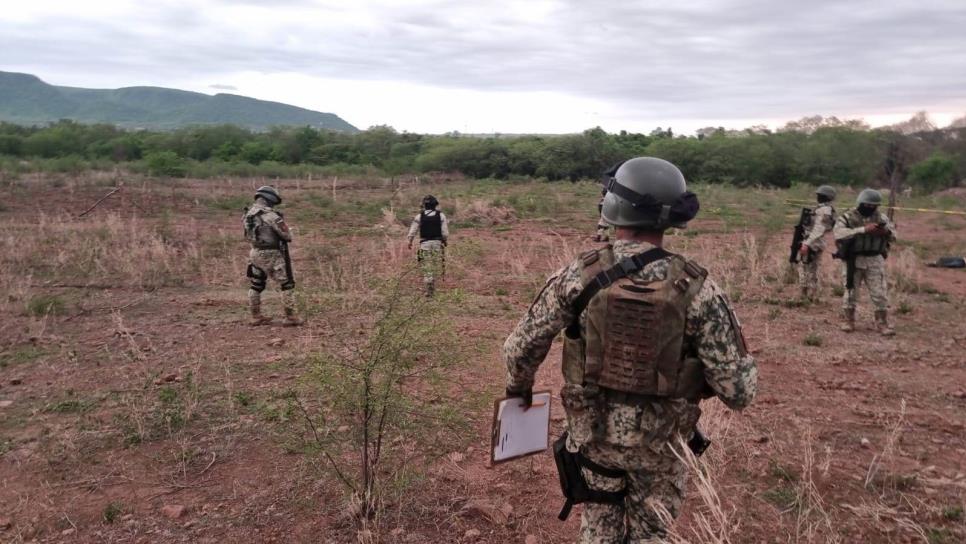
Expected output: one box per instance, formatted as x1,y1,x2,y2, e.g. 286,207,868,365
143,150,186,177
908,153,957,193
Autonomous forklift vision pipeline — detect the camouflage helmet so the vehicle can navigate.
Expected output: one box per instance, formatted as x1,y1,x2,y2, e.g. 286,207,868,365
255,185,281,205
422,194,439,209
600,157,699,229
856,188,883,207
815,185,837,199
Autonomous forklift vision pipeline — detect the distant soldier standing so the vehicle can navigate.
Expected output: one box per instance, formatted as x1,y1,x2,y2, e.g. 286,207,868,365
243,186,303,326
796,185,837,302
504,157,758,543
833,188,896,336
407,195,449,297
594,187,610,242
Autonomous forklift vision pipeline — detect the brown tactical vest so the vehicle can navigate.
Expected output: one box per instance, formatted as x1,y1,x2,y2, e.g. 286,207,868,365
561,246,708,401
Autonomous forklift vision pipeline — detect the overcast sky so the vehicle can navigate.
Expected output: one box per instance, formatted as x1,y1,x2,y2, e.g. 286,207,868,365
2,0,965,133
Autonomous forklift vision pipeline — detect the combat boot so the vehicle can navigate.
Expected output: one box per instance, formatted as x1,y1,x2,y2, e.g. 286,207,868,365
282,308,304,327
249,311,272,326
839,308,855,332
875,310,895,336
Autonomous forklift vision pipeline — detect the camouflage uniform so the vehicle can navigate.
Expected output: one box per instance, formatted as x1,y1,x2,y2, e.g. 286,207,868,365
799,203,835,301
245,200,297,324
833,208,896,321
407,210,449,294
504,240,758,543
595,196,610,242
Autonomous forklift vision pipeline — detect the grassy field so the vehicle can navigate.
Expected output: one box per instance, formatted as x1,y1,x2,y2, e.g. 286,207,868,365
1,172,965,543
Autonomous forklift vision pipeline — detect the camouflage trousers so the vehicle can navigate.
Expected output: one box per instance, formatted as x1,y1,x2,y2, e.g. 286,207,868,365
577,441,687,544
416,240,445,288
842,257,889,312
248,248,295,313
798,251,822,301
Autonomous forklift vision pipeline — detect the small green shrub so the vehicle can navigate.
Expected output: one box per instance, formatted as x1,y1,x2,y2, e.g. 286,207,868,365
103,502,124,524
803,332,823,347
941,505,963,521
26,294,66,316
763,486,799,510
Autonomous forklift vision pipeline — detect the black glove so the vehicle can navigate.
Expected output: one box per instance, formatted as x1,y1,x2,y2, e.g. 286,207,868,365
505,386,533,408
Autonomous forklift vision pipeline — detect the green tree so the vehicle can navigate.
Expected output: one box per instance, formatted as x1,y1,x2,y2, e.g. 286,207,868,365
908,152,957,192
144,151,187,177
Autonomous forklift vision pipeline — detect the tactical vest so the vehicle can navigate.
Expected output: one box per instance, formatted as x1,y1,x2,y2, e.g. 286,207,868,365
419,211,443,241
843,209,889,256
561,247,708,401
810,204,836,232
243,208,281,249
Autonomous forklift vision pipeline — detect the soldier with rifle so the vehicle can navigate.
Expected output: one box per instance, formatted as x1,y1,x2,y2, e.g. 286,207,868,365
788,185,837,302
503,157,758,543
243,186,303,326
833,188,896,336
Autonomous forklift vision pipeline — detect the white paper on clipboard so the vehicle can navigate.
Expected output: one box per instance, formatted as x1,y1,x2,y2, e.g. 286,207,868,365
491,392,551,463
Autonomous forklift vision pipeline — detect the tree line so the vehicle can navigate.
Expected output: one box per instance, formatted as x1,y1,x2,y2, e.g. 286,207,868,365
0,116,963,191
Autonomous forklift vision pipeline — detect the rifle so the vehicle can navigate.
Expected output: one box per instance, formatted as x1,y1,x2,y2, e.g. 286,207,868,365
279,240,295,290
688,427,711,457
788,207,813,264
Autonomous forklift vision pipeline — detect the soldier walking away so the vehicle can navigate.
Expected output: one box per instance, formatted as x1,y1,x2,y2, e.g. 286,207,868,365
833,188,897,336
407,195,449,297
503,157,758,543
794,185,837,302
243,186,303,326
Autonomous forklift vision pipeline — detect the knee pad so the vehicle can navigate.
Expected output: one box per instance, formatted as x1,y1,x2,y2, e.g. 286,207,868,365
280,279,295,291
247,264,267,292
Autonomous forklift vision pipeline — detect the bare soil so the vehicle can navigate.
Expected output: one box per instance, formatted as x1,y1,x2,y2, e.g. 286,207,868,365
1,176,964,543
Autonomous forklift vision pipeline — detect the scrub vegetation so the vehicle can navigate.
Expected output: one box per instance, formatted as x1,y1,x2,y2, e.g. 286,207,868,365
0,172,964,542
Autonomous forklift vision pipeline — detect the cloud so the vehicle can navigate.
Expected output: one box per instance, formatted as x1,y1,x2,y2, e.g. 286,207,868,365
209,83,238,91
1,0,965,132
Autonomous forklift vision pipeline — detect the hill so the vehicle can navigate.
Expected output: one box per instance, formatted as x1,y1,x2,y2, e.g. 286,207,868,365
0,71,358,132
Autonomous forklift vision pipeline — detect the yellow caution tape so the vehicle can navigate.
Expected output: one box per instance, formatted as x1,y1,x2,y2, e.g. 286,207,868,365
783,199,966,216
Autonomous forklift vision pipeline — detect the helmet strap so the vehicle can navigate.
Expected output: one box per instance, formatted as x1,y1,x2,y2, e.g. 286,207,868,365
605,177,649,208
659,205,671,224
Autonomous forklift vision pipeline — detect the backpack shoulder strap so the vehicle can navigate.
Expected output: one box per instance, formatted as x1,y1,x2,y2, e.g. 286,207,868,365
564,246,672,338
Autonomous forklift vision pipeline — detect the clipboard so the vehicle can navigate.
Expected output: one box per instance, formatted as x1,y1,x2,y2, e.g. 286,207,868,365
490,391,552,464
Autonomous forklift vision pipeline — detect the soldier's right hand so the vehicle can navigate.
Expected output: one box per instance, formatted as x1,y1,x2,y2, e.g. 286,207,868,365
863,224,879,233
505,387,533,410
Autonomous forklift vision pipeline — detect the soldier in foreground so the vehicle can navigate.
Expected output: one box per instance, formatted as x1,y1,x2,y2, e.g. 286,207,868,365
503,157,758,543
795,185,837,302
407,195,449,297
833,188,897,336
243,186,303,326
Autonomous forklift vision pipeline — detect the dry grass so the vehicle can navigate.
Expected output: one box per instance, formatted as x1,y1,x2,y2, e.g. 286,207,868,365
865,399,907,491
450,198,517,226
2,176,962,542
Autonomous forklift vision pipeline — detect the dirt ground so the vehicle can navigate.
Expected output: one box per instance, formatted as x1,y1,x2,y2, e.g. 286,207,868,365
1,174,965,543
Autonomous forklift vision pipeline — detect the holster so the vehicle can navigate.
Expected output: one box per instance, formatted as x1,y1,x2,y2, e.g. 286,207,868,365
553,433,627,521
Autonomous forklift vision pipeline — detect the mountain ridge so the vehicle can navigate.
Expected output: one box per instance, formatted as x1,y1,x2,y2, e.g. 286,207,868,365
0,71,358,132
